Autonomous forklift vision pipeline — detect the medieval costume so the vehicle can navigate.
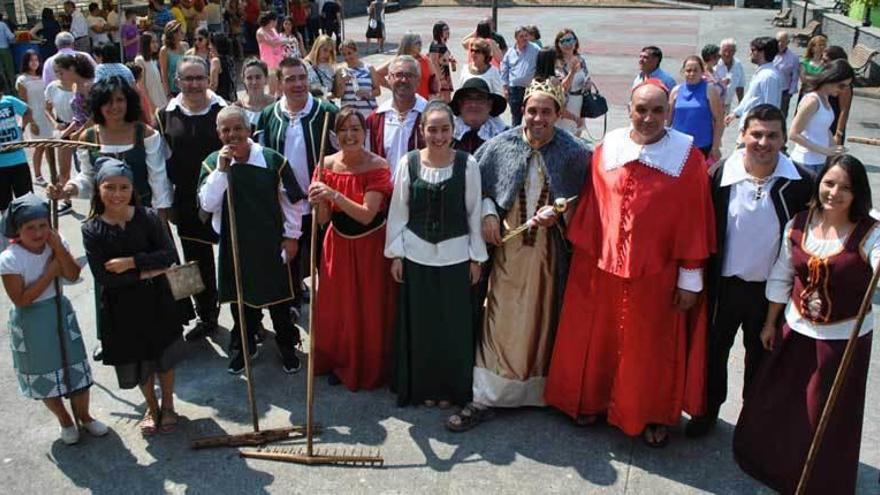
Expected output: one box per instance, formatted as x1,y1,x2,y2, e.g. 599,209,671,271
697,150,811,428
81,160,185,389
198,141,305,369
386,150,487,406
1,195,93,399
365,95,428,177
544,127,715,436
257,94,338,313
156,92,227,330
313,166,395,391
473,89,589,408
453,115,507,155
733,210,878,495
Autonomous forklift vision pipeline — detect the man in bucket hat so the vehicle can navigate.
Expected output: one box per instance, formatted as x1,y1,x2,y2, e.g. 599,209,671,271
450,78,508,154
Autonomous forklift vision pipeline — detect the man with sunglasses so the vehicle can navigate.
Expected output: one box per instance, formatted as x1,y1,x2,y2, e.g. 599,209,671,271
156,55,226,341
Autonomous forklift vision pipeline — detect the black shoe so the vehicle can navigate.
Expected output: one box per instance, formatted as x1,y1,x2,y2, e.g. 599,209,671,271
685,414,718,438
227,347,259,375
92,344,103,361
327,373,341,386
280,350,302,374
185,320,218,341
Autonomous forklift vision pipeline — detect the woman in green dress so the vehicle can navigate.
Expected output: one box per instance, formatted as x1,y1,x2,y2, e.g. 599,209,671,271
385,101,488,407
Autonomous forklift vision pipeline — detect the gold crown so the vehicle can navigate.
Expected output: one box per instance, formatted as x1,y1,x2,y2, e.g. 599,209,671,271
524,78,566,109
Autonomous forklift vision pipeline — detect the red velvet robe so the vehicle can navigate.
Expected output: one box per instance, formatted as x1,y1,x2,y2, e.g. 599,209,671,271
544,137,716,436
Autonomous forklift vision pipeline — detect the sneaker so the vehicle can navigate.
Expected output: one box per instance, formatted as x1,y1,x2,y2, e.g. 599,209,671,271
57,201,73,216
227,347,259,375
92,344,103,361
185,320,218,341
34,176,48,187
81,419,109,437
280,350,302,374
60,425,80,445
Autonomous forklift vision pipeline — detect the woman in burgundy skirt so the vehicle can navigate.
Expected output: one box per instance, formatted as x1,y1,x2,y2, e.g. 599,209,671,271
733,154,877,494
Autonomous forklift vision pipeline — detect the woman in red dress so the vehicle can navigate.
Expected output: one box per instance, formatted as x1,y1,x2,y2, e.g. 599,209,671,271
308,107,396,391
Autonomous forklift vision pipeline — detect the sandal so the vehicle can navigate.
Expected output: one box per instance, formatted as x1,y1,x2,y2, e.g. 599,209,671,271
159,409,179,434
642,424,670,448
141,410,158,436
445,403,495,433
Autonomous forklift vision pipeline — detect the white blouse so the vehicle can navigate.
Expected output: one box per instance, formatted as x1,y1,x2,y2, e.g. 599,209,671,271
459,65,505,96
71,132,173,209
766,217,880,340
385,154,488,266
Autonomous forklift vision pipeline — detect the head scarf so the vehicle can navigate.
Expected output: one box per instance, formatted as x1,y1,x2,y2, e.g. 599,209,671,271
2,193,50,238
94,156,134,185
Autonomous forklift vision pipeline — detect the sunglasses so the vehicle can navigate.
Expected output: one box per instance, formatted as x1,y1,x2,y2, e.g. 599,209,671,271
559,36,577,46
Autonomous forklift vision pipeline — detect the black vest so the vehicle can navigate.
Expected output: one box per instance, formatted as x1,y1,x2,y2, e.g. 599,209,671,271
405,150,469,244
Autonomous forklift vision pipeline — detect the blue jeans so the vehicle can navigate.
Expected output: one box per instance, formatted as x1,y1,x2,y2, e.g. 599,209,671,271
508,86,526,127
793,160,824,177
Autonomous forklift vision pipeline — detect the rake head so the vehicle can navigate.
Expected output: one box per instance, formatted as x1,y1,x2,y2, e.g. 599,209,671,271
240,446,384,467
0,139,101,153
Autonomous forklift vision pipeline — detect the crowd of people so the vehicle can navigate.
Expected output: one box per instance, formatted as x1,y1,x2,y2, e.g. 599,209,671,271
0,3,876,493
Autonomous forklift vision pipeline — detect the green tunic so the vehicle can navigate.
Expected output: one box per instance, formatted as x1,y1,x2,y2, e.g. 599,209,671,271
200,146,304,307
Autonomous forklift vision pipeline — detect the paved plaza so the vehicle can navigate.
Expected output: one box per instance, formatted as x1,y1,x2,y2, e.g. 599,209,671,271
1,5,879,494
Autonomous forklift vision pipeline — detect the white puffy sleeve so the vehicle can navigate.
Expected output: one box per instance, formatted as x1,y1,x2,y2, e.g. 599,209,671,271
465,155,488,262
766,218,796,304
384,155,411,259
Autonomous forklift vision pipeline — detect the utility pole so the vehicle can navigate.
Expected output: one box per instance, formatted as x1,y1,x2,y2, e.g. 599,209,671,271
492,0,498,32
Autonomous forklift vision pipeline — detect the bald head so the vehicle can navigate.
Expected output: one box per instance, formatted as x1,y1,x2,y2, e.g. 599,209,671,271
776,31,790,51
629,83,669,144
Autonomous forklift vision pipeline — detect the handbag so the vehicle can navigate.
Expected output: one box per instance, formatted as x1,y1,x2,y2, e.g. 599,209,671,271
164,261,205,301
368,18,377,30
580,87,608,119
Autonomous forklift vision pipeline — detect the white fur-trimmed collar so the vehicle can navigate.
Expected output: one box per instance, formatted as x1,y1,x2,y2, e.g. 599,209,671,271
165,90,227,115
231,140,267,168
720,148,802,187
376,94,428,114
453,116,507,141
601,127,694,177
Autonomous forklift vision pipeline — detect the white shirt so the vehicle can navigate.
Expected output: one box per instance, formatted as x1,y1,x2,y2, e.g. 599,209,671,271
70,10,89,38
198,141,303,243
71,132,173,208
720,150,802,281
280,94,316,218
377,95,428,178
385,154,488,266
459,65,505,96
106,10,120,43
0,239,72,303
733,62,783,125
714,57,745,106
44,80,75,123
766,217,880,340
87,14,110,45
453,115,507,143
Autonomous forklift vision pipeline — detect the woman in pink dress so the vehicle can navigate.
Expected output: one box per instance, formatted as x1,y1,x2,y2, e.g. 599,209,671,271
256,12,286,96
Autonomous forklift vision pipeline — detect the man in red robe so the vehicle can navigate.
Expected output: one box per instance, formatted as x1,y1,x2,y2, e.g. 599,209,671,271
544,80,716,447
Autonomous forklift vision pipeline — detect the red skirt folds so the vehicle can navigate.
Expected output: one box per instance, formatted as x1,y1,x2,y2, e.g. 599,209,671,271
545,252,708,436
312,224,396,391
733,324,871,495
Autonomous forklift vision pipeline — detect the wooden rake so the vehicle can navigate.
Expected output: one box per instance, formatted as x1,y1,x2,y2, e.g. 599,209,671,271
0,138,101,153
239,112,384,468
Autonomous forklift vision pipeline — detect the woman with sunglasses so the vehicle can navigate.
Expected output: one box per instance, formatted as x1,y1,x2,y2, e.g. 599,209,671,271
554,29,592,135
458,38,503,96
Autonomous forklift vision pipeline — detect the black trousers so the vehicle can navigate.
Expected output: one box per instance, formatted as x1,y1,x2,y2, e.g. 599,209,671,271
0,163,33,211
180,238,219,324
290,214,323,309
780,90,793,120
229,301,299,354
706,276,769,416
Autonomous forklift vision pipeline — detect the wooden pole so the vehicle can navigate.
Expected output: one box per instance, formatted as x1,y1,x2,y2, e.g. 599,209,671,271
305,111,331,456
795,254,880,494
46,146,72,395
225,161,260,433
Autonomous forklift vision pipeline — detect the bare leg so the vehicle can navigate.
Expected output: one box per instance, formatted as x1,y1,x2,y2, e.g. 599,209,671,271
43,397,75,427
139,374,159,434
58,148,72,184
157,370,178,431
32,147,45,180
69,388,95,424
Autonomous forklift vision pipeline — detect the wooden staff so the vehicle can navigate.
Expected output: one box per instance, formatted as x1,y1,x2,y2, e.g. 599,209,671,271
225,156,260,433
795,255,880,494
46,145,72,395
305,111,332,456
846,136,880,147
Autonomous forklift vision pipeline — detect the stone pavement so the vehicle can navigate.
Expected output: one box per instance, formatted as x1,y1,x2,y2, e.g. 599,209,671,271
1,6,879,494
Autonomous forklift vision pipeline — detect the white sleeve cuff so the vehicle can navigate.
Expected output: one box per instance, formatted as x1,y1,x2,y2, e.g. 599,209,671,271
677,267,703,292
481,198,498,218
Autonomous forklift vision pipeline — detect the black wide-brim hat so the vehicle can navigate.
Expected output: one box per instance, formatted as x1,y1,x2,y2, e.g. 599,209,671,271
450,78,507,117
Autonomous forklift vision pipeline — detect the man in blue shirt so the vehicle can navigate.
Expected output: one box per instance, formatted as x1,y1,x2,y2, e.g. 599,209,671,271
0,94,38,214
0,14,16,93
501,26,539,127
632,45,677,91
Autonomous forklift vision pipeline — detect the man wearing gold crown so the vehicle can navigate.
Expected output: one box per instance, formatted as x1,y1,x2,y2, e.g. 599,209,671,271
446,78,590,432
544,79,715,447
